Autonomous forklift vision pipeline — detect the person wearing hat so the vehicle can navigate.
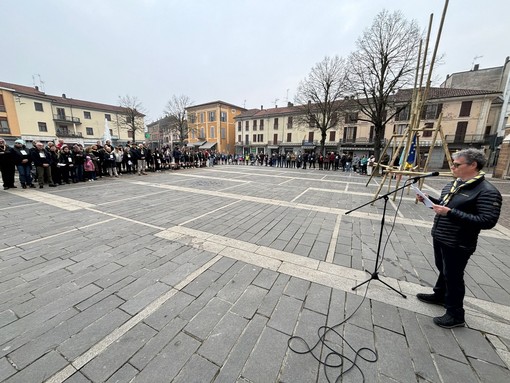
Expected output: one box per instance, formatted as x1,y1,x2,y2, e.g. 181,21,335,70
12,139,35,189
0,138,17,190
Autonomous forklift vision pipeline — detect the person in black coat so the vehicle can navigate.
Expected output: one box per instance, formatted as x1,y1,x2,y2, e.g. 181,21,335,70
0,138,16,189
12,139,35,188
30,141,56,188
416,148,502,329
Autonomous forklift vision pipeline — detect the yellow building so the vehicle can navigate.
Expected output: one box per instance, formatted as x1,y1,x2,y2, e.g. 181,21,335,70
0,84,22,144
186,101,245,153
0,81,143,146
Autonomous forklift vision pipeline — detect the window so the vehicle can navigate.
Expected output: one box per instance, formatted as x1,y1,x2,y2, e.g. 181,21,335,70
208,111,216,122
105,113,111,121
308,132,314,142
260,119,264,129
86,127,94,135
200,113,205,123
128,130,134,138
220,111,227,122
395,105,410,121
38,122,47,132
109,129,113,136
57,107,65,119
253,120,257,130
210,126,215,138
258,134,263,142
84,111,91,119
309,118,315,128
245,134,249,144
0,95,5,112
0,117,10,133
245,121,249,131
393,124,407,135
345,112,358,123
421,104,443,120
221,128,226,139
274,118,279,129
287,116,293,129
287,132,292,142
238,134,241,142
189,113,196,124
329,131,336,142
199,128,205,139
343,126,357,142
454,121,468,143
422,123,433,137
459,101,472,117
331,112,338,126
34,102,44,112
253,134,257,142
273,134,278,144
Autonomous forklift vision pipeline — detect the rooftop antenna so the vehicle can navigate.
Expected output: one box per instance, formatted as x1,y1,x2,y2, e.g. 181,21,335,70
285,89,289,102
32,74,45,92
243,99,246,108
472,55,483,67
272,98,279,107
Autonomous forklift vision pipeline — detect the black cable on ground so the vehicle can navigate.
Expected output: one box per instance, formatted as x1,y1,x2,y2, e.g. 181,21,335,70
288,180,410,382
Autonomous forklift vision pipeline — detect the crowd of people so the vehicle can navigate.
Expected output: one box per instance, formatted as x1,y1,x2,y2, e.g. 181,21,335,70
0,138,221,190
1,136,378,190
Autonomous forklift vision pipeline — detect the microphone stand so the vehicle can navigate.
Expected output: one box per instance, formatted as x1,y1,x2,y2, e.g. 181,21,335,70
345,178,422,298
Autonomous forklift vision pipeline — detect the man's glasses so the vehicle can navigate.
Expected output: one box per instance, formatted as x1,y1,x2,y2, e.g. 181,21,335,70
452,162,468,168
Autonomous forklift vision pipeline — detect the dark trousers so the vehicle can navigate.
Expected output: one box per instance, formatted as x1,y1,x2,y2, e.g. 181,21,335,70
1,163,16,187
16,163,33,186
36,166,53,186
433,239,474,320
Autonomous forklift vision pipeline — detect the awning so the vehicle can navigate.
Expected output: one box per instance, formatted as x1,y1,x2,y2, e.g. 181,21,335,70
199,141,217,150
187,141,206,147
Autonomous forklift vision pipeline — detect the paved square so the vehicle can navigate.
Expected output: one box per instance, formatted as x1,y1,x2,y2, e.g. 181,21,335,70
1,165,509,382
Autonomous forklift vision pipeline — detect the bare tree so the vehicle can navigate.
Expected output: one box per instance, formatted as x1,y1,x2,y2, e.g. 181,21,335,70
118,95,146,144
347,10,421,161
164,95,194,144
294,56,348,155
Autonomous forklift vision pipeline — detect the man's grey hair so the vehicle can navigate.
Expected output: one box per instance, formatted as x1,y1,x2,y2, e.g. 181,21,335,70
452,148,486,170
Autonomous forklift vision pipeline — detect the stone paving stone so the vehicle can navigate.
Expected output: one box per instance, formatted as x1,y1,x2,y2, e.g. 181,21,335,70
284,276,310,300
257,273,291,317
433,353,478,383
250,269,277,291
230,285,268,320
198,311,249,365
64,372,92,383
131,332,200,383
304,282,332,316
4,351,69,383
241,326,290,383
280,308,327,383
371,300,403,335
214,314,268,382
454,328,506,366
181,269,222,297
183,297,232,340
0,309,16,328
208,256,237,274
0,357,16,381
119,281,173,315
130,317,187,370
374,325,416,382
81,322,156,383
399,309,441,383
216,264,261,304
104,364,138,383
417,314,467,363
173,353,219,383
344,292,372,332
9,294,124,369
267,294,303,336
469,357,510,383
480,284,510,306
143,291,194,331
58,308,131,361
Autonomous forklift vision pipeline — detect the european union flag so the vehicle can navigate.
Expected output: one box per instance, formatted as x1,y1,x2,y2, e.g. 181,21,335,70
405,134,417,169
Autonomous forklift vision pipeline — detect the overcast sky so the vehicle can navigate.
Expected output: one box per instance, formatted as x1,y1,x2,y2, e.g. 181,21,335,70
2,0,509,122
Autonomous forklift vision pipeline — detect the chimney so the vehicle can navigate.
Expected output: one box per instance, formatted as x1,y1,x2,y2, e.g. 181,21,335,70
344,96,349,100
287,102,293,107
261,105,263,110
308,100,311,107
35,86,39,91
474,64,479,71
62,93,66,98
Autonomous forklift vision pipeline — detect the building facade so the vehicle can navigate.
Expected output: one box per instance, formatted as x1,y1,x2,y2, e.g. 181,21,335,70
0,81,142,147
235,88,501,169
186,101,245,153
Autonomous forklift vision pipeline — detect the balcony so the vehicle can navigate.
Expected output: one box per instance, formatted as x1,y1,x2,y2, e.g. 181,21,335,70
235,141,251,146
56,128,83,138
302,140,319,146
267,140,283,145
338,137,387,146
53,114,81,124
444,134,487,144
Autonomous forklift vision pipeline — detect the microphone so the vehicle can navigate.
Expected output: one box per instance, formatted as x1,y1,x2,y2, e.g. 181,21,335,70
409,171,440,182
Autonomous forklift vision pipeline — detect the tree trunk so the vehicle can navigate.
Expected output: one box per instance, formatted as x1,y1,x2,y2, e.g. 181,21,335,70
320,131,327,156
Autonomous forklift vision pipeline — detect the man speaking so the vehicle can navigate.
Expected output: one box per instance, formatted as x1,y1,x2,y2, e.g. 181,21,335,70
416,148,502,328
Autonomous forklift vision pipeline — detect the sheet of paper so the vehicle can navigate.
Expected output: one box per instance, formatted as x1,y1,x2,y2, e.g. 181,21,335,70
411,184,434,208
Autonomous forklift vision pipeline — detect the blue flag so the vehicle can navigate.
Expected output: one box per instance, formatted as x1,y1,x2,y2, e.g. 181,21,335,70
405,134,417,169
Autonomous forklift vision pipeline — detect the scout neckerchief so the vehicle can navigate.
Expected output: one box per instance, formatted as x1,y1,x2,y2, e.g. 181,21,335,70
441,171,485,206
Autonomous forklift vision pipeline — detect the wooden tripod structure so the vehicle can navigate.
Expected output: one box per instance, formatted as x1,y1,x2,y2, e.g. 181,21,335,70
367,0,454,201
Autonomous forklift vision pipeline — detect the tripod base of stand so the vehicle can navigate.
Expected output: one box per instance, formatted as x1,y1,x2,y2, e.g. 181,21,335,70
352,270,407,298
